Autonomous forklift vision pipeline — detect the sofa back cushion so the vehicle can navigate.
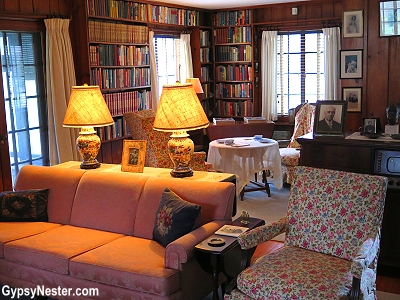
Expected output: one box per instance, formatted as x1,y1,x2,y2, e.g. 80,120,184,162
134,177,235,239
70,172,148,235
13,165,85,224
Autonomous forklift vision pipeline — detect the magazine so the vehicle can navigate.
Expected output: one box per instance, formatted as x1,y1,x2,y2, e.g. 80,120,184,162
215,225,249,237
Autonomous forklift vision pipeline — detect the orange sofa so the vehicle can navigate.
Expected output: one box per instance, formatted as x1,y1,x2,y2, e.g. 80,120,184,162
0,165,235,299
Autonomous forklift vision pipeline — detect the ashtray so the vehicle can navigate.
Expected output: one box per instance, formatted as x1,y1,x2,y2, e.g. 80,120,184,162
390,134,400,140
207,237,225,247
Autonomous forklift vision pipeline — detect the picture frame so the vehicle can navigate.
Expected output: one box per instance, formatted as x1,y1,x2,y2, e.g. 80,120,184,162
121,140,146,173
363,118,377,133
342,87,362,112
343,10,364,37
314,100,348,136
340,50,363,79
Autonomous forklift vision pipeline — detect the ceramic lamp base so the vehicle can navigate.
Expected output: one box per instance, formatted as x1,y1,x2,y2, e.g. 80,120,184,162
76,127,101,169
168,131,194,178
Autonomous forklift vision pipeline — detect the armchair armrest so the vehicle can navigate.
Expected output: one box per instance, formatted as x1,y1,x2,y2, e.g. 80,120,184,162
238,217,287,250
351,234,380,278
165,220,228,270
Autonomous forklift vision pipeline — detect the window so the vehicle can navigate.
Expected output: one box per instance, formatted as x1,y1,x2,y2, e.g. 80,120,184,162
276,31,325,114
1,31,48,184
154,35,181,96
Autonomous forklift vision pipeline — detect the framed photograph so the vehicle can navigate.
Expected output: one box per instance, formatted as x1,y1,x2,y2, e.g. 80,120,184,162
121,140,146,173
343,10,363,37
314,100,348,136
364,118,377,133
342,87,362,112
340,50,363,79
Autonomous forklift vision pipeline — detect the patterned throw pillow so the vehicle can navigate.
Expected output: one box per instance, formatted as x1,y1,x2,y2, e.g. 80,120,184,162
0,189,50,222
153,187,201,247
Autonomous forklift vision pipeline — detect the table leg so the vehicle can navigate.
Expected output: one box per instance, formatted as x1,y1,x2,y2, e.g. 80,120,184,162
211,254,220,300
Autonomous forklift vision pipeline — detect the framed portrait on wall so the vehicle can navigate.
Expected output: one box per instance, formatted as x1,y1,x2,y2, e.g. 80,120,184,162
342,87,362,112
314,100,348,136
121,140,146,173
340,50,363,79
343,10,364,37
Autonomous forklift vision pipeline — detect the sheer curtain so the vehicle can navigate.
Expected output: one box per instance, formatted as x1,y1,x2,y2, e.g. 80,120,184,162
323,27,341,100
149,30,159,108
45,18,79,165
180,33,193,83
261,31,278,121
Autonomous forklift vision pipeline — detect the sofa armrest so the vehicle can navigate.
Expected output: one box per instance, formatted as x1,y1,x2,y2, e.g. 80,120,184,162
237,217,287,250
165,220,228,270
351,234,380,278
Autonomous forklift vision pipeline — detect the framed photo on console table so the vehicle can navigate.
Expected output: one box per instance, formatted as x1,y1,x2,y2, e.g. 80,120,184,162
340,50,363,79
343,87,362,112
314,100,347,136
121,140,146,173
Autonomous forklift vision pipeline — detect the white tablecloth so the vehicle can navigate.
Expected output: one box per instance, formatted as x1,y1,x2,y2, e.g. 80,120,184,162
207,137,283,196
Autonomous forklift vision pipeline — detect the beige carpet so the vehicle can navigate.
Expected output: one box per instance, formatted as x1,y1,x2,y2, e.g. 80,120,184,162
377,291,400,299
236,180,290,241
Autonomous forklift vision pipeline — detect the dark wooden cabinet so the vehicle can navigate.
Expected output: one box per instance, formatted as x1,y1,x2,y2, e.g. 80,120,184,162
297,133,400,277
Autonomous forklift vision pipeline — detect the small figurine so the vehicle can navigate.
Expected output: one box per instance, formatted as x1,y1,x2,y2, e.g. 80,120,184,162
386,104,400,125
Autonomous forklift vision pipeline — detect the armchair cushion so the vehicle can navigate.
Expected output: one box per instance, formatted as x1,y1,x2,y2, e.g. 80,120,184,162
153,188,201,247
235,246,354,300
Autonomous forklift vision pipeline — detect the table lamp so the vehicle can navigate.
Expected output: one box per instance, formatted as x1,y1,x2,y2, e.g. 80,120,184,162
185,78,204,94
153,83,209,178
63,84,114,169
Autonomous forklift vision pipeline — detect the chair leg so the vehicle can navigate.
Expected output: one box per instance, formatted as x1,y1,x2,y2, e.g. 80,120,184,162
262,170,271,197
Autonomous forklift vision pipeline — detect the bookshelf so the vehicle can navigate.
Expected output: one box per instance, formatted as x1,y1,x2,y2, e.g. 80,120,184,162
213,9,254,118
73,0,208,163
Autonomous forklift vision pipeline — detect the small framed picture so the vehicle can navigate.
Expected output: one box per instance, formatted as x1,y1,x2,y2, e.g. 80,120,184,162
121,140,146,173
343,10,363,37
364,118,377,133
342,87,362,112
314,100,348,136
340,50,363,79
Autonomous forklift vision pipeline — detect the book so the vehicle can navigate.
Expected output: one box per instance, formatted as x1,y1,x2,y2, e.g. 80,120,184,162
213,117,235,125
243,116,267,124
215,225,249,237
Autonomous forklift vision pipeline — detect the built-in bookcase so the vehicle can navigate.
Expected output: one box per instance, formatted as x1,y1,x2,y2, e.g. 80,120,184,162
213,9,253,118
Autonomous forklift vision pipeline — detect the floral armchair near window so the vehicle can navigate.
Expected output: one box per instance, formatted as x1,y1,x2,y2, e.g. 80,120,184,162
124,110,211,171
279,103,315,184
225,166,388,300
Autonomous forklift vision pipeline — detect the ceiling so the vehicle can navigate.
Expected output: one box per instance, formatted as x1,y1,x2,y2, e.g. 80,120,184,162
150,0,308,10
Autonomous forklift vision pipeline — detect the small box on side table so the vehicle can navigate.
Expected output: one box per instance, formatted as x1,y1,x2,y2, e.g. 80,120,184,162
194,217,265,300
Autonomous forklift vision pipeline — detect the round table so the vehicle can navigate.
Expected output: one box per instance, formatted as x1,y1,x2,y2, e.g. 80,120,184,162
207,137,283,199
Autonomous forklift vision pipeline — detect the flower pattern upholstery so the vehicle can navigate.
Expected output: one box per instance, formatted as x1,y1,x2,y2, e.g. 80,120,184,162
124,110,211,171
226,166,388,300
279,103,315,184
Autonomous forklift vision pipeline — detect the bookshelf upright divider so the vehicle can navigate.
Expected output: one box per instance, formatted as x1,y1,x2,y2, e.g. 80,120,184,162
213,9,254,119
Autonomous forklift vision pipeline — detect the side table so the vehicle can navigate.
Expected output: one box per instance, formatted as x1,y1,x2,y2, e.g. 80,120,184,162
194,217,265,300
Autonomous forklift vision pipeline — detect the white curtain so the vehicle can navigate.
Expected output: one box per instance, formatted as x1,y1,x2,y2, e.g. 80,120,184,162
323,27,341,100
180,33,193,83
149,30,159,108
45,18,79,165
261,31,278,121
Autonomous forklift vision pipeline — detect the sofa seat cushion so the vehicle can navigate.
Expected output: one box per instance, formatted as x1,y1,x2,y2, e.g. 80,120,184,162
0,222,62,258
70,236,180,297
4,225,124,275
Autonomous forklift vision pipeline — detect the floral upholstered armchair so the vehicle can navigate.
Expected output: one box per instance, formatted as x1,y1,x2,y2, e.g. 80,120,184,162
225,166,388,300
279,103,315,184
124,110,211,171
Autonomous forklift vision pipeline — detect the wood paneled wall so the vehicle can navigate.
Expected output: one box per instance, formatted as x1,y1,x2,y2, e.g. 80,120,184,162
0,0,71,19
